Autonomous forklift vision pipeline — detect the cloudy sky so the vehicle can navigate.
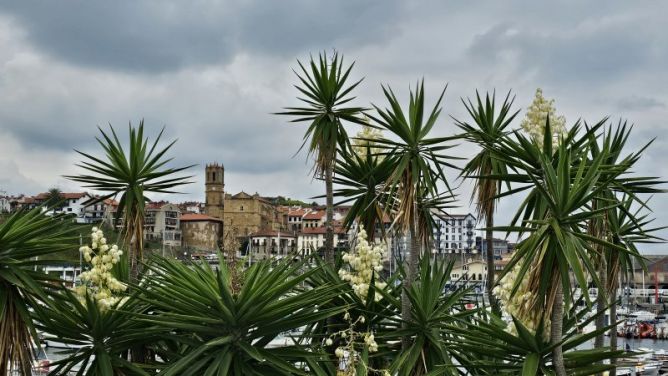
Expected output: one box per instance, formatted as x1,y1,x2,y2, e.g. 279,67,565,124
0,1,666,250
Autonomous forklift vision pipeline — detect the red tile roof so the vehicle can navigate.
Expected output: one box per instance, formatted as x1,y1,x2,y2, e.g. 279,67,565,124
300,226,347,235
61,192,87,199
103,198,118,206
288,208,308,217
249,230,296,238
303,211,325,220
180,213,222,222
34,192,87,200
146,201,173,210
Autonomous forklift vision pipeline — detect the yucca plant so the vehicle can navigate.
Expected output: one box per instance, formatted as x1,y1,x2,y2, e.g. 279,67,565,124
451,303,624,375
0,208,77,375
377,258,475,376
582,122,665,351
603,194,664,374
454,91,519,314
491,119,650,375
32,289,152,376
333,144,395,240
278,51,366,264
300,256,400,375
65,121,194,282
137,256,346,375
366,80,459,347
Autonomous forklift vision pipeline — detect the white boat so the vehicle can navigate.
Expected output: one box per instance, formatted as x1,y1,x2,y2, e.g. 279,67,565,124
613,368,634,375
637,361,661,376
627,310,657,322
43,338,85,350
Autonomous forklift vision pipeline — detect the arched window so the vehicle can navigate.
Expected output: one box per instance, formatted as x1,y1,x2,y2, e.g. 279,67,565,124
479,273,483,281
472,274,476,281
212,172,216,182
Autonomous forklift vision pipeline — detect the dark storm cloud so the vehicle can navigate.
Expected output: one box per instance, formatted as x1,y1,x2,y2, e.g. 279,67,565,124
0,1,402,73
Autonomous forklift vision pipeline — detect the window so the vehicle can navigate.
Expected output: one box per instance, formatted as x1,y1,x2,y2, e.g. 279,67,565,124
478,273,483,280
212,172,216,181
463,265,468,270
240,206,244,211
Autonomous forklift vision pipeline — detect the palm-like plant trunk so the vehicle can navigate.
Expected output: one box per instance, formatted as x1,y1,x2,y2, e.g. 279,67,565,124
402,223,419,349
551,280,567,376
128,208,147,364
610,285,618,374
0,286,32,376
485,212,499,314
324,160,335,265
594,256,608,349
128,212,143,284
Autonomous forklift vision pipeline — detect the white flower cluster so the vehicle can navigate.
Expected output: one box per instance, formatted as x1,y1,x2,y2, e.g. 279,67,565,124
329,311,385,376
75,227,127,310
338,229,387,302
352,121,384,159
520,88,566,150
493,262,549,338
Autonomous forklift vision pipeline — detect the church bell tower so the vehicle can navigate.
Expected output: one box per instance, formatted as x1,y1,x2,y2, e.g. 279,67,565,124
205,163,225,220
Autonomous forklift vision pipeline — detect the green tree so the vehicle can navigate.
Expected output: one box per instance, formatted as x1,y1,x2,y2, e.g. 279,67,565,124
604,195,663,375
0,208,77,375
66,121,193,283
45,187,63,208
368,81,458,348
139,257,345,375
33,290,151,376
454,301,623,375
278,52,366,264
454,91,519,314
493,119,652,375
333,144,394,241
583,124,665,375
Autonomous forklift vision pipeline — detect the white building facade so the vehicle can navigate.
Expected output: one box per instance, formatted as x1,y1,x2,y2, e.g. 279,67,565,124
432,213,478,254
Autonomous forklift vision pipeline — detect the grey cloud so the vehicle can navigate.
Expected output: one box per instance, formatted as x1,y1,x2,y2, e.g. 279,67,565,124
467,15,662,85
0,1,402,73
1,1,667,250
0,160,42,195
617,95,665,111
0,2,234,73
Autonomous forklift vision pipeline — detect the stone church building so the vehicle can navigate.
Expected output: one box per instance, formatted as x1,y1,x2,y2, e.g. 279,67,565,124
204,163,286,240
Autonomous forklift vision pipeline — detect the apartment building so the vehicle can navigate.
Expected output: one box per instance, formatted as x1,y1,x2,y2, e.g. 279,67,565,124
432,213,477,254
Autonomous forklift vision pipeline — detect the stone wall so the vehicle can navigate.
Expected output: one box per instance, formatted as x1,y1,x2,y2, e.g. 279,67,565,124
224,193,285,237
181,220,222,251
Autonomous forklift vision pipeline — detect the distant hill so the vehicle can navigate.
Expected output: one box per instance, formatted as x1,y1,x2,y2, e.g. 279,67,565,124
262,196,319,207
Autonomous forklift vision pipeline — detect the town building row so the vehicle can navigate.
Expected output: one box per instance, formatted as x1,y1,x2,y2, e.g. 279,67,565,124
2,164,518,261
